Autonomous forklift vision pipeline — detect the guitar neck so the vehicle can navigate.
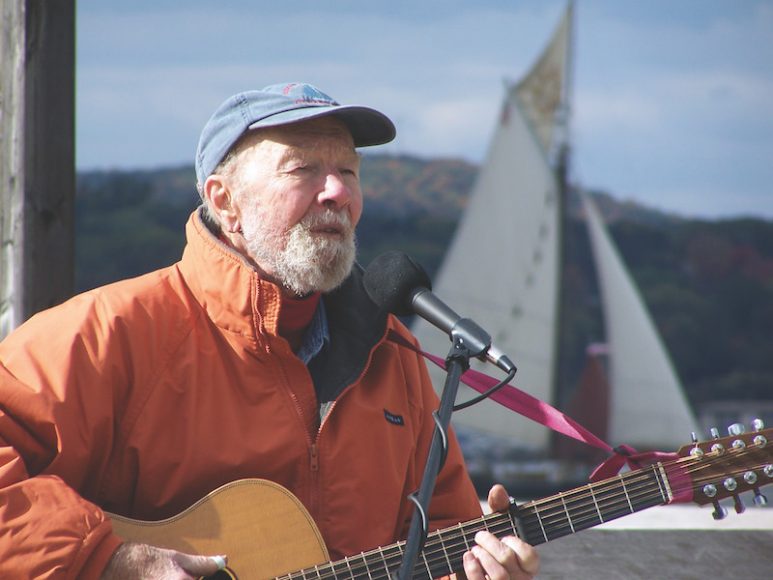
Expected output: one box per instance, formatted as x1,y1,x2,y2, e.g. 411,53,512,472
279,463,673,579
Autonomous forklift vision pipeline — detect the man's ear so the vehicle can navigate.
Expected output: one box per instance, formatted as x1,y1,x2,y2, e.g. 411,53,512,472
203,174,241,233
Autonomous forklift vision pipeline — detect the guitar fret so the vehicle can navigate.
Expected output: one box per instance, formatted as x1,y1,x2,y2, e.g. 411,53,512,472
651,464,668,503
593,474,647,524
458,521,471,551
361,553,373,579
591,479,625,526
420,549,433,579
343,556,353,578
533,502,549,543
559,492,576,533
656,462,674,503
378,546,393,579
588,483,604,523
620,474,635,513
506,509,522,540
435,529,454,572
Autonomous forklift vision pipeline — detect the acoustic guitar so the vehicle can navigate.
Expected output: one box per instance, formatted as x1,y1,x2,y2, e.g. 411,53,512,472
109,425,772,579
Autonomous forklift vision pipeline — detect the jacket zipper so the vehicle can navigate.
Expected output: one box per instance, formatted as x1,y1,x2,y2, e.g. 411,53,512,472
306,325,391,523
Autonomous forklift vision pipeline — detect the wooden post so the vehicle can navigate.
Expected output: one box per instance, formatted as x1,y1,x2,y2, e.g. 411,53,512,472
1,0,75,339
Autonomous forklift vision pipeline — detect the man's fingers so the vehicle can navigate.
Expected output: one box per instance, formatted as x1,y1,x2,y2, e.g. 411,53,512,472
502,536,540,576
474,532,521,574
487,484,511,512
173,552,228,575
465,531,540,579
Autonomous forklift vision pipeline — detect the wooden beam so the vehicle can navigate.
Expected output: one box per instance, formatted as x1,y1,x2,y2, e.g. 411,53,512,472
1,0,75,338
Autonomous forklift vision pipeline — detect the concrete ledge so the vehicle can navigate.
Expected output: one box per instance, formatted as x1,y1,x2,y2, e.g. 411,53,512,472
536,528,773,579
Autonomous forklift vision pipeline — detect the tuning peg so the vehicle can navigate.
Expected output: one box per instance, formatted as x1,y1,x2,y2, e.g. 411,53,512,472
728,423,746,436
688,432,705,457
752,418,765,431
733,495,746,514
753,489,768,507
709,427,726,453
711,500,728,520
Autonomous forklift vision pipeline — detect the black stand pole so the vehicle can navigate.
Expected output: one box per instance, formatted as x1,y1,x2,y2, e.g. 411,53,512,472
396,335,480,579
396,316,498,579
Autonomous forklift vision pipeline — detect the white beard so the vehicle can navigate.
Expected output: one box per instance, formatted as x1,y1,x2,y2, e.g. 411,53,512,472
241,207,356,296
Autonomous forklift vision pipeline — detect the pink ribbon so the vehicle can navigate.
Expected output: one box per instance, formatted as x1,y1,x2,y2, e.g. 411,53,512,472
389,330,688,500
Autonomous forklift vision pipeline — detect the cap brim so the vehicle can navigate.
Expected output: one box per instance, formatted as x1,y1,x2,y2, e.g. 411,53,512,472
247,105,396,147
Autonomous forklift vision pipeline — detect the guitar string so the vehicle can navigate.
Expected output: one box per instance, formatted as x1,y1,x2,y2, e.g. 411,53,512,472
285,480,662,580
516,452,770,540
517,451,767,535
515,466,670,536
284,466,759,579
424,451,769,558
423,448,769,555
279,445,770,579
449,449,764,574
523,446,766,518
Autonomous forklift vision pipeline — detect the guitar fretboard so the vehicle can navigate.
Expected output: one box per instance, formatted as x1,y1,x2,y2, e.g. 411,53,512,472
277,463,671,579
515,463,669,545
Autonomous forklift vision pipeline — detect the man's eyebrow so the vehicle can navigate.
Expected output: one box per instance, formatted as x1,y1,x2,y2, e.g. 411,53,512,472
274,148,301,165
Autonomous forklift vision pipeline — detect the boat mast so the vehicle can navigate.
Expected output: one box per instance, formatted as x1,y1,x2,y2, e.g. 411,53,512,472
550,0,575,447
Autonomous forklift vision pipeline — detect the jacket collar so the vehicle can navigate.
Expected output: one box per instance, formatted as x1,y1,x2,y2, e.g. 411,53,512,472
178,208,283,341
178,208,389,371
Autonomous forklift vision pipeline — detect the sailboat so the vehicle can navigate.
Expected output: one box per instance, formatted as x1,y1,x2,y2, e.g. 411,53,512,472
411,2,698,492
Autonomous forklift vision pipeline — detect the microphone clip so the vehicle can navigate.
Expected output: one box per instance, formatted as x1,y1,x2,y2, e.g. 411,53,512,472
448,317,492,368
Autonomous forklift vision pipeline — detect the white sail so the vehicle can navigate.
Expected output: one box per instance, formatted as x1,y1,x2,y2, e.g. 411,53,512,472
411,86,561,450
581,191,699,448
515,2,572,154
411,5,572,451
413,2,698,457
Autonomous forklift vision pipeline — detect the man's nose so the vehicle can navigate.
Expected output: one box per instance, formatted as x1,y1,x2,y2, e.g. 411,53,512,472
317,172,353,208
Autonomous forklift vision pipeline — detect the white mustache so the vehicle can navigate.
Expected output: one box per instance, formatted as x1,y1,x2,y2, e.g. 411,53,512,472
301,210,352,233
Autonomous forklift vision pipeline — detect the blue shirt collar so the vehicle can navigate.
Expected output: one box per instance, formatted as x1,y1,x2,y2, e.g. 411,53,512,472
295,298,330,365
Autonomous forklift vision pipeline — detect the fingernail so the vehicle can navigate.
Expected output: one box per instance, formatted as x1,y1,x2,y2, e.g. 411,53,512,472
211,555,227,569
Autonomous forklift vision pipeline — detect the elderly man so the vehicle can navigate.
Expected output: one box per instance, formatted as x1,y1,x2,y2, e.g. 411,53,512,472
0,83,538,579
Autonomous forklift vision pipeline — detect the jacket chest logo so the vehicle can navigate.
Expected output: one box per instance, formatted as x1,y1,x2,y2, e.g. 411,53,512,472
383,409,405,426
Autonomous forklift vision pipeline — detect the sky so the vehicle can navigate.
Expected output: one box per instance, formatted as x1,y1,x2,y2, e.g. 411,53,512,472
76,0,773,220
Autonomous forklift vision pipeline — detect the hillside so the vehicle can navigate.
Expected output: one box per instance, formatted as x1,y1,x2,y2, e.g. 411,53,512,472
75,154,773,409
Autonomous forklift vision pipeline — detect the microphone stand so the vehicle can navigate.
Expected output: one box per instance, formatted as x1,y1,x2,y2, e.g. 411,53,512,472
396,319,492,580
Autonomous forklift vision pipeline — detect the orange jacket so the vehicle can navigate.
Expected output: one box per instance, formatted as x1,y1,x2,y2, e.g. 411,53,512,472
0,209,482,578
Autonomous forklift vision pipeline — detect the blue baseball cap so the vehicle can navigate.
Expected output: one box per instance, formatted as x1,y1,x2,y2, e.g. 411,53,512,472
195,82,396,187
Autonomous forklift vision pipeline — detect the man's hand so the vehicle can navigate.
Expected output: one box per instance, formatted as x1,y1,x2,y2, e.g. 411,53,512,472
461,484,539,580
101,542,227,579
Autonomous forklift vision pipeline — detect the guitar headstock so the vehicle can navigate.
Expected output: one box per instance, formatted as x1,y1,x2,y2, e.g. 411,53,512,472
677,420,772,519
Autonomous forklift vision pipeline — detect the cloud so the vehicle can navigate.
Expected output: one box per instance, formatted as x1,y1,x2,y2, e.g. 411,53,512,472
75,1,773,218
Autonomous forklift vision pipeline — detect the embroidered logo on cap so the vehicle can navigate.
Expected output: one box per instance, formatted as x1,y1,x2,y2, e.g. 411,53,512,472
282,83,339,106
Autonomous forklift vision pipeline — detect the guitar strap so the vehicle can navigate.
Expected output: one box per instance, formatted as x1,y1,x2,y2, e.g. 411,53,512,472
387,330,680,484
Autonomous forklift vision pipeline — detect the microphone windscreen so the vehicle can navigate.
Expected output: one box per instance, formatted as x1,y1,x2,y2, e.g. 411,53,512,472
363,251,432,316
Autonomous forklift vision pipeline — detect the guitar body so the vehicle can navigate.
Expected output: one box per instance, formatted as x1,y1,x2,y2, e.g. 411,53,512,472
109,479,328,579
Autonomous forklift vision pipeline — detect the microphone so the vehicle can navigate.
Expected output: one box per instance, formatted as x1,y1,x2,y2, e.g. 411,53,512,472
363,251,516,374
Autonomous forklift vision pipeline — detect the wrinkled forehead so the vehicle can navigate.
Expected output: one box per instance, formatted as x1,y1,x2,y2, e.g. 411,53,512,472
244,117,356,155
